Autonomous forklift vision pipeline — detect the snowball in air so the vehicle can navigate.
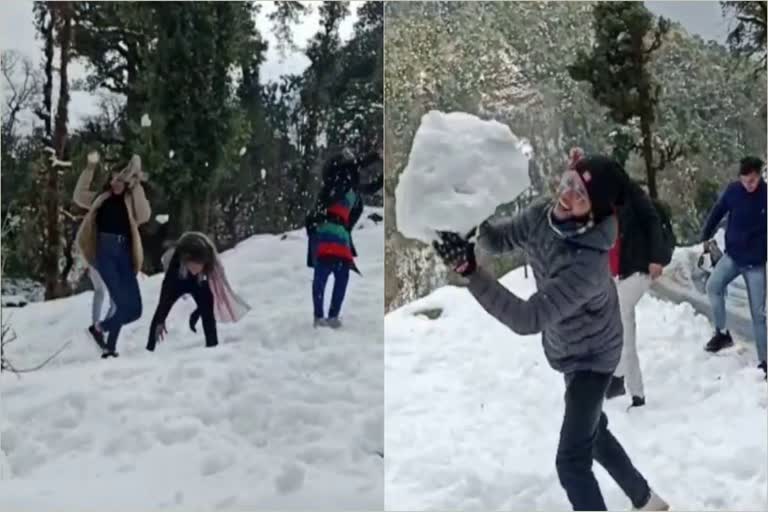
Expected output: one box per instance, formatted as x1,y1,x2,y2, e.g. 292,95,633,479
141,114,152,128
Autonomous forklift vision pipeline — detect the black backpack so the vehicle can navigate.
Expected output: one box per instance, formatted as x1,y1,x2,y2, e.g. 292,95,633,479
652,198,676,265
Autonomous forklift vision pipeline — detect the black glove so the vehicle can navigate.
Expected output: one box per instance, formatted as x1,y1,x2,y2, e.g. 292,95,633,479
433,231,477,277
189,309,201,333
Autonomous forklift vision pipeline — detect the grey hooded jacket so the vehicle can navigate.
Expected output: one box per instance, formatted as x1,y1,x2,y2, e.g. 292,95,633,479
467,198,623,375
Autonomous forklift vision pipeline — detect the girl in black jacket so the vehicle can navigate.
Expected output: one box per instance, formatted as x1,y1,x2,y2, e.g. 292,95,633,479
147,232,250,350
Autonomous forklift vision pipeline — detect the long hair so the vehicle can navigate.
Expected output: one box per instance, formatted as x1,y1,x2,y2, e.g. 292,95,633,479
175,232,217,279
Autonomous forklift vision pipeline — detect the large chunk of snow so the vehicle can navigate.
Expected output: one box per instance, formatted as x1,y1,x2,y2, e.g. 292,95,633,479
0,209,385,510
385,268,767,511
395,111,532,244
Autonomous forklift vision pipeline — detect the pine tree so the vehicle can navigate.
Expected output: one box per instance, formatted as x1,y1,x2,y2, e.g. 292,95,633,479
568,3,670,198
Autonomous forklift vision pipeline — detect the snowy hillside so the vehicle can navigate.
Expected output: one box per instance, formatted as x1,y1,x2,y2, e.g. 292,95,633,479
1,210,384,511
385,268,767,511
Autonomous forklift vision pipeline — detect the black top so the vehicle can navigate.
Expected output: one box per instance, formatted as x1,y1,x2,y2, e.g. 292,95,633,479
617,180,666,278
96,192,131,236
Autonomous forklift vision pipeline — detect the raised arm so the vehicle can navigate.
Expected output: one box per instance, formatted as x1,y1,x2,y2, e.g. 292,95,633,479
73,153,100,209
129,182,152,225
467,255,600,335
476,201,541,255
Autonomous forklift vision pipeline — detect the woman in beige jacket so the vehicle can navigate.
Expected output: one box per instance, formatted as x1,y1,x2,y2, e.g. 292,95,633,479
74,152,151,358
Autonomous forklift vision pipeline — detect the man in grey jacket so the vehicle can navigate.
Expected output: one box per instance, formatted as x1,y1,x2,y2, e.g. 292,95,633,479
433,155,667,511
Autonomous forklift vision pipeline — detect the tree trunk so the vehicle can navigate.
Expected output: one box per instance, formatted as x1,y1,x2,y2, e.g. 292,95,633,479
640,112,656,199
43,3,73,299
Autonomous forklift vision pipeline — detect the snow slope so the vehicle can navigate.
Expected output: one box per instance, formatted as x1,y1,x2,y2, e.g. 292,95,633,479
385,268,767,511
1,209,384,511
395,111,532,244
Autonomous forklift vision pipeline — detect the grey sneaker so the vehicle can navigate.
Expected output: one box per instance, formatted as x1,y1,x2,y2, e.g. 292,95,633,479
314,318,329,328
327,317,343,329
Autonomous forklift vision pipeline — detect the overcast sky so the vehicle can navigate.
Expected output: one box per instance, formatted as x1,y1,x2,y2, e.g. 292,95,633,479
1,1,731,130
646,1,730,43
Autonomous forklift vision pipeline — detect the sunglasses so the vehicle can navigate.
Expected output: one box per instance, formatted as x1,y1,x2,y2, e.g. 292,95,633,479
557,169,589,202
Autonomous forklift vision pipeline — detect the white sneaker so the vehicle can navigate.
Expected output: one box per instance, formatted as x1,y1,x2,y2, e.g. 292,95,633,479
637,490,669,511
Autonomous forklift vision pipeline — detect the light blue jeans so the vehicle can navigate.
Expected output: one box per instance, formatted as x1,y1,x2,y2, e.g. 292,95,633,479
706,254,767,362
89,266,116,326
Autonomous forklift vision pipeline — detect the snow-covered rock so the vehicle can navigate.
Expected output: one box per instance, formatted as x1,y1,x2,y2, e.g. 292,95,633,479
395,110,532,244
0,209,385,510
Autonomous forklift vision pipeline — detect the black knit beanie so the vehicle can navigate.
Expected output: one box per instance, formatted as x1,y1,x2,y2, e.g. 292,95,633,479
572,155,628,223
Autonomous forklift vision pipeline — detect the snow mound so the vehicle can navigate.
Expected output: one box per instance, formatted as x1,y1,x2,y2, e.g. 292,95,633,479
395,111,532,244
385,267,767,511
0,209,384,511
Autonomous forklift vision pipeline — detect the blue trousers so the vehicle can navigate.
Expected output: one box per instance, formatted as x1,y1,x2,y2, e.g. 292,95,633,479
96,233,142,352
706,254,767,362
312,259,350,319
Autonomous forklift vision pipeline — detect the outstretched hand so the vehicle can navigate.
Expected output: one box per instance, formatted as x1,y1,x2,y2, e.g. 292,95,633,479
156,323,167,342
433,231,477,277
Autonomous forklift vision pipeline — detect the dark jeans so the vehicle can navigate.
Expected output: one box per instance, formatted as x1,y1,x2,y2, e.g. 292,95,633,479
557,370,651,511
312,259,350,319
147,275,217,350
96,233,142,352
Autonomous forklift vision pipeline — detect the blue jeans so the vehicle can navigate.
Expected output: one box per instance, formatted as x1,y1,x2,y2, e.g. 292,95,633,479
312,259,350,319
96,233,142,352
557,371,650,511
706,254,767,362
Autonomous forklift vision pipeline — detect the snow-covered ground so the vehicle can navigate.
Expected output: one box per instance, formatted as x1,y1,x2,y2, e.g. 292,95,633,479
385,268,767,511
1,209,384,511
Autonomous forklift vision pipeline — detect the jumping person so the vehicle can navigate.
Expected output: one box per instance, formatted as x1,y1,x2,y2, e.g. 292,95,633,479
433,155,668,511
700,156,767,376
305,146,382,329
147,232,250,351
74,152,151,358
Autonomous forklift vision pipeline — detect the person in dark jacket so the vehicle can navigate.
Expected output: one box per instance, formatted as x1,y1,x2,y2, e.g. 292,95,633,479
700,157,767,375
147,232,250,351
433,155,668,511
305,147,382,329
605,179,669,407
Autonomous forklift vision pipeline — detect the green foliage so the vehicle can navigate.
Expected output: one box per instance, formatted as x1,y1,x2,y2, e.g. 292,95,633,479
568,3,669,125
385,1,766,306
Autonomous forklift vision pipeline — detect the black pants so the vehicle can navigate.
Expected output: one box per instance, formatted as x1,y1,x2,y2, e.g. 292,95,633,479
556,370,650,511
147,275,217,351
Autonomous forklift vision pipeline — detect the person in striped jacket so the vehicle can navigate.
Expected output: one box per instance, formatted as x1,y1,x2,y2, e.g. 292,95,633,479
306,147,382,328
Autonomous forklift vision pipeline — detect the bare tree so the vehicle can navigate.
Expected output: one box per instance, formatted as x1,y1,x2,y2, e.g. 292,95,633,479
1,49,40,141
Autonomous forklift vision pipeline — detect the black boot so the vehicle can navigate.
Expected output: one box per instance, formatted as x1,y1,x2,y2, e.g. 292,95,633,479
758,361,766,380
630,396,645,407
704,330,733,353
606,376,626,399
88,325,106,349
